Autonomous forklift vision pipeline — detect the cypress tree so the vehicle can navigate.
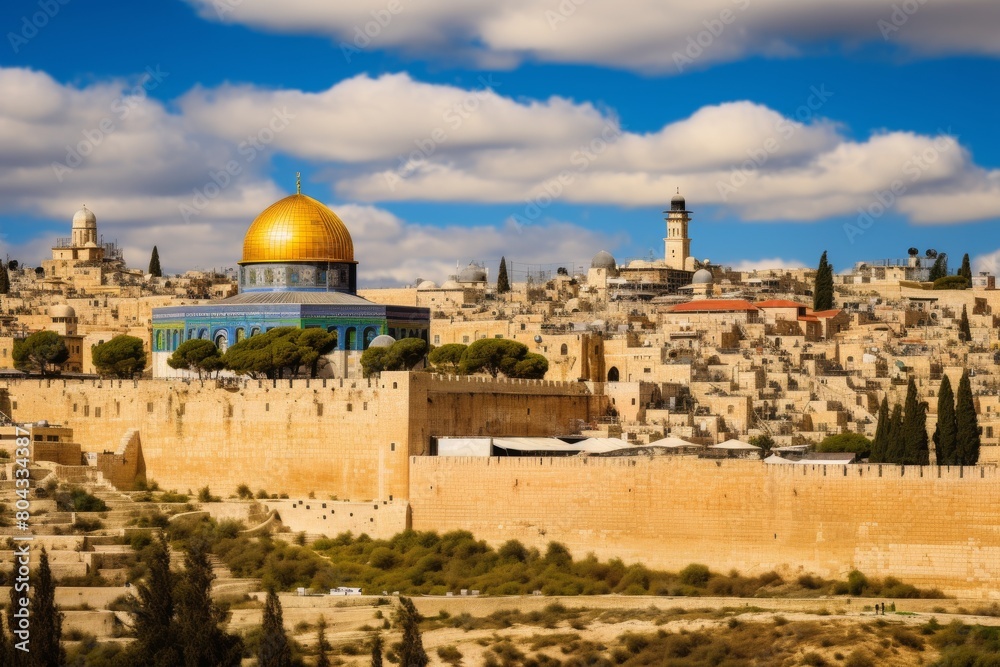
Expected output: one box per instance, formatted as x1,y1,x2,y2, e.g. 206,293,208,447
870,397,890,463
125,533,180,667
496,256,511,294
30,547,65,667
149,246,162,277
0,601,11,667
901,378,929,465
369,631,383,667
934,375,957,466
959,253,972,282
929,255,946,281
813,251,834,311
955,370,981,465
258,588,292,667
959,305,971,342
395,597,427,667
316,616,331,667
885,403,904,464
0,261,9,295
175,541,243,667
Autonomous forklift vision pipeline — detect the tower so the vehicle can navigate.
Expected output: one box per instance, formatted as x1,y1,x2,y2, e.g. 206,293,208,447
663,189,692,271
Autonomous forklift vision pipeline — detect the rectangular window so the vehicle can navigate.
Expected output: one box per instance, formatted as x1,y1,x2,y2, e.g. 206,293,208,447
391,443,396,452
462,336,470,343
433,335,440,345
316,404,323,416
84,406,89,417
95,407,102,418
147,402,154,413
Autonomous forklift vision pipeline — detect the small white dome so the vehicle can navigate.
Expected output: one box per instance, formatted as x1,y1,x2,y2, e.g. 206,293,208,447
417,280,438,290
369,335,396,348
457,263,488,283
590,250,616,270
72,206,96,228
50,304,76,318
440,280,461,289
692,269,714,284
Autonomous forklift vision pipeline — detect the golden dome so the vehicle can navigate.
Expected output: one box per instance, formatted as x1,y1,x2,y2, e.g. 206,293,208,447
240,193,355,264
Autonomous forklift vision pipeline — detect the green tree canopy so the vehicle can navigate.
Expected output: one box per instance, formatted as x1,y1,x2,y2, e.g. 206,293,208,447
934,374,957,466
497,256,511,294
148,245,162,277
959,253,972,282
884,403,905,464
0,262,9,295
955,370,981,465
168,339,223,379
30,547,65,667
928,254,947,281
959,304,972,342
460,338,533,378
122,533,181,667
360,337,429,377
395,597,428,667
92,335,147,378
258,588,292,667
817,432,872,459
932,275,969,290
748,434,775,455
813,251,834,311
174,541,243,667
223,327,338,379
428,343,467,374
511,352,549,379
13,331,69,376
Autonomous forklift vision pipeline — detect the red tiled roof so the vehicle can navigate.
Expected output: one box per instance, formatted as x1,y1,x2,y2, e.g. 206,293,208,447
669,299,758,313
755,299,806,309
811,309,842,318
797,315,820,323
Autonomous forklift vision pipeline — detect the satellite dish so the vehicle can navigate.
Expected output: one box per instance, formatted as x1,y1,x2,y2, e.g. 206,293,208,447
533,335,542,343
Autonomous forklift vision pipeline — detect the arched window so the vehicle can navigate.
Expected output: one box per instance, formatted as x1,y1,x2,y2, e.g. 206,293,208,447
198,328,209,340
560,343,568,355
188,328,195,340
235,327,245,343
214,330,228,353
345,327,357,350
172,330,180,350
155,330,164,351
607,367,620,382
363,327,378,349
250,326,261,337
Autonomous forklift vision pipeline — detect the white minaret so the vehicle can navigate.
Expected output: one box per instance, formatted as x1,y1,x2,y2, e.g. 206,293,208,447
663,190,692,271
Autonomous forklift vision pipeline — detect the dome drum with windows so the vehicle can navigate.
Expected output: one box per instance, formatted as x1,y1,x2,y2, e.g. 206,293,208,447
151,181,430,378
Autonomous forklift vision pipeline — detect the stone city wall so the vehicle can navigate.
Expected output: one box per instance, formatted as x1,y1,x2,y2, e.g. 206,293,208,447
409,456,1000,597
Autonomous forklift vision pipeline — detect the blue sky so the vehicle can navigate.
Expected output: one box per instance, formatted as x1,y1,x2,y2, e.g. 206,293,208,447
1,0,998,285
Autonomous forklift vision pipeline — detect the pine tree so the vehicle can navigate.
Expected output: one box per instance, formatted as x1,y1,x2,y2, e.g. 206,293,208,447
959,304,971,342
959,253,972,282
369,631,383,667
813,251,834,311
955,370,981,465
929,254,947,281
175,541,243,667
30,547,65,667
395,597,427,667
934,374,957,466
496,256,511,294
885,403,905,464
870,397,890,463
901,378,928,464
316,616,331,667
0,262,9,295
258,588,292,667
149,246,162,277
125,533,180,667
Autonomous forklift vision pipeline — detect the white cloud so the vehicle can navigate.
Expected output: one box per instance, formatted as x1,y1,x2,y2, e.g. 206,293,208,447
185,0,1000,72
973,248,1000,276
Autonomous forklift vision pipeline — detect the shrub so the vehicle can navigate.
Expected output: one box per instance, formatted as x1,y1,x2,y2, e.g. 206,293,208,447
847,570,868,596
678,564,711,587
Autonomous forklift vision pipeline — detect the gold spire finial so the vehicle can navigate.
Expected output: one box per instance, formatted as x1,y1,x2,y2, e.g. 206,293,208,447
296,172,301,195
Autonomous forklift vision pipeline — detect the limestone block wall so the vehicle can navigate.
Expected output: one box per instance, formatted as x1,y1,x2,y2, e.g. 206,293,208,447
265,499,409,539
410,456,1000,597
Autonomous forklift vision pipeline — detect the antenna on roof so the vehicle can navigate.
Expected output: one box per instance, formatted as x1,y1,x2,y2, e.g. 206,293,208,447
295,172,301,195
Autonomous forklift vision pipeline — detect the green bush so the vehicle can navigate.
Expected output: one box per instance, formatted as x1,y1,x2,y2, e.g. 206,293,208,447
678,563,711,587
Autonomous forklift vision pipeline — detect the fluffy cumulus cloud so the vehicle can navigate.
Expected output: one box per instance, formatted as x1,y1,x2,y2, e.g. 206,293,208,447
178,73,1000,225
187,0,1000,72
2,67,999,283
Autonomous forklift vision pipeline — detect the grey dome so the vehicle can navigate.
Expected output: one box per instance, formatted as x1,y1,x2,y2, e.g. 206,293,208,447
50,304,76,318
457,263,487,283
440,279,461,289
417,280,438,290
692,269,713,284
590,250,616,270
670,191,686,211
369,335,396,348
72,206,96,228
